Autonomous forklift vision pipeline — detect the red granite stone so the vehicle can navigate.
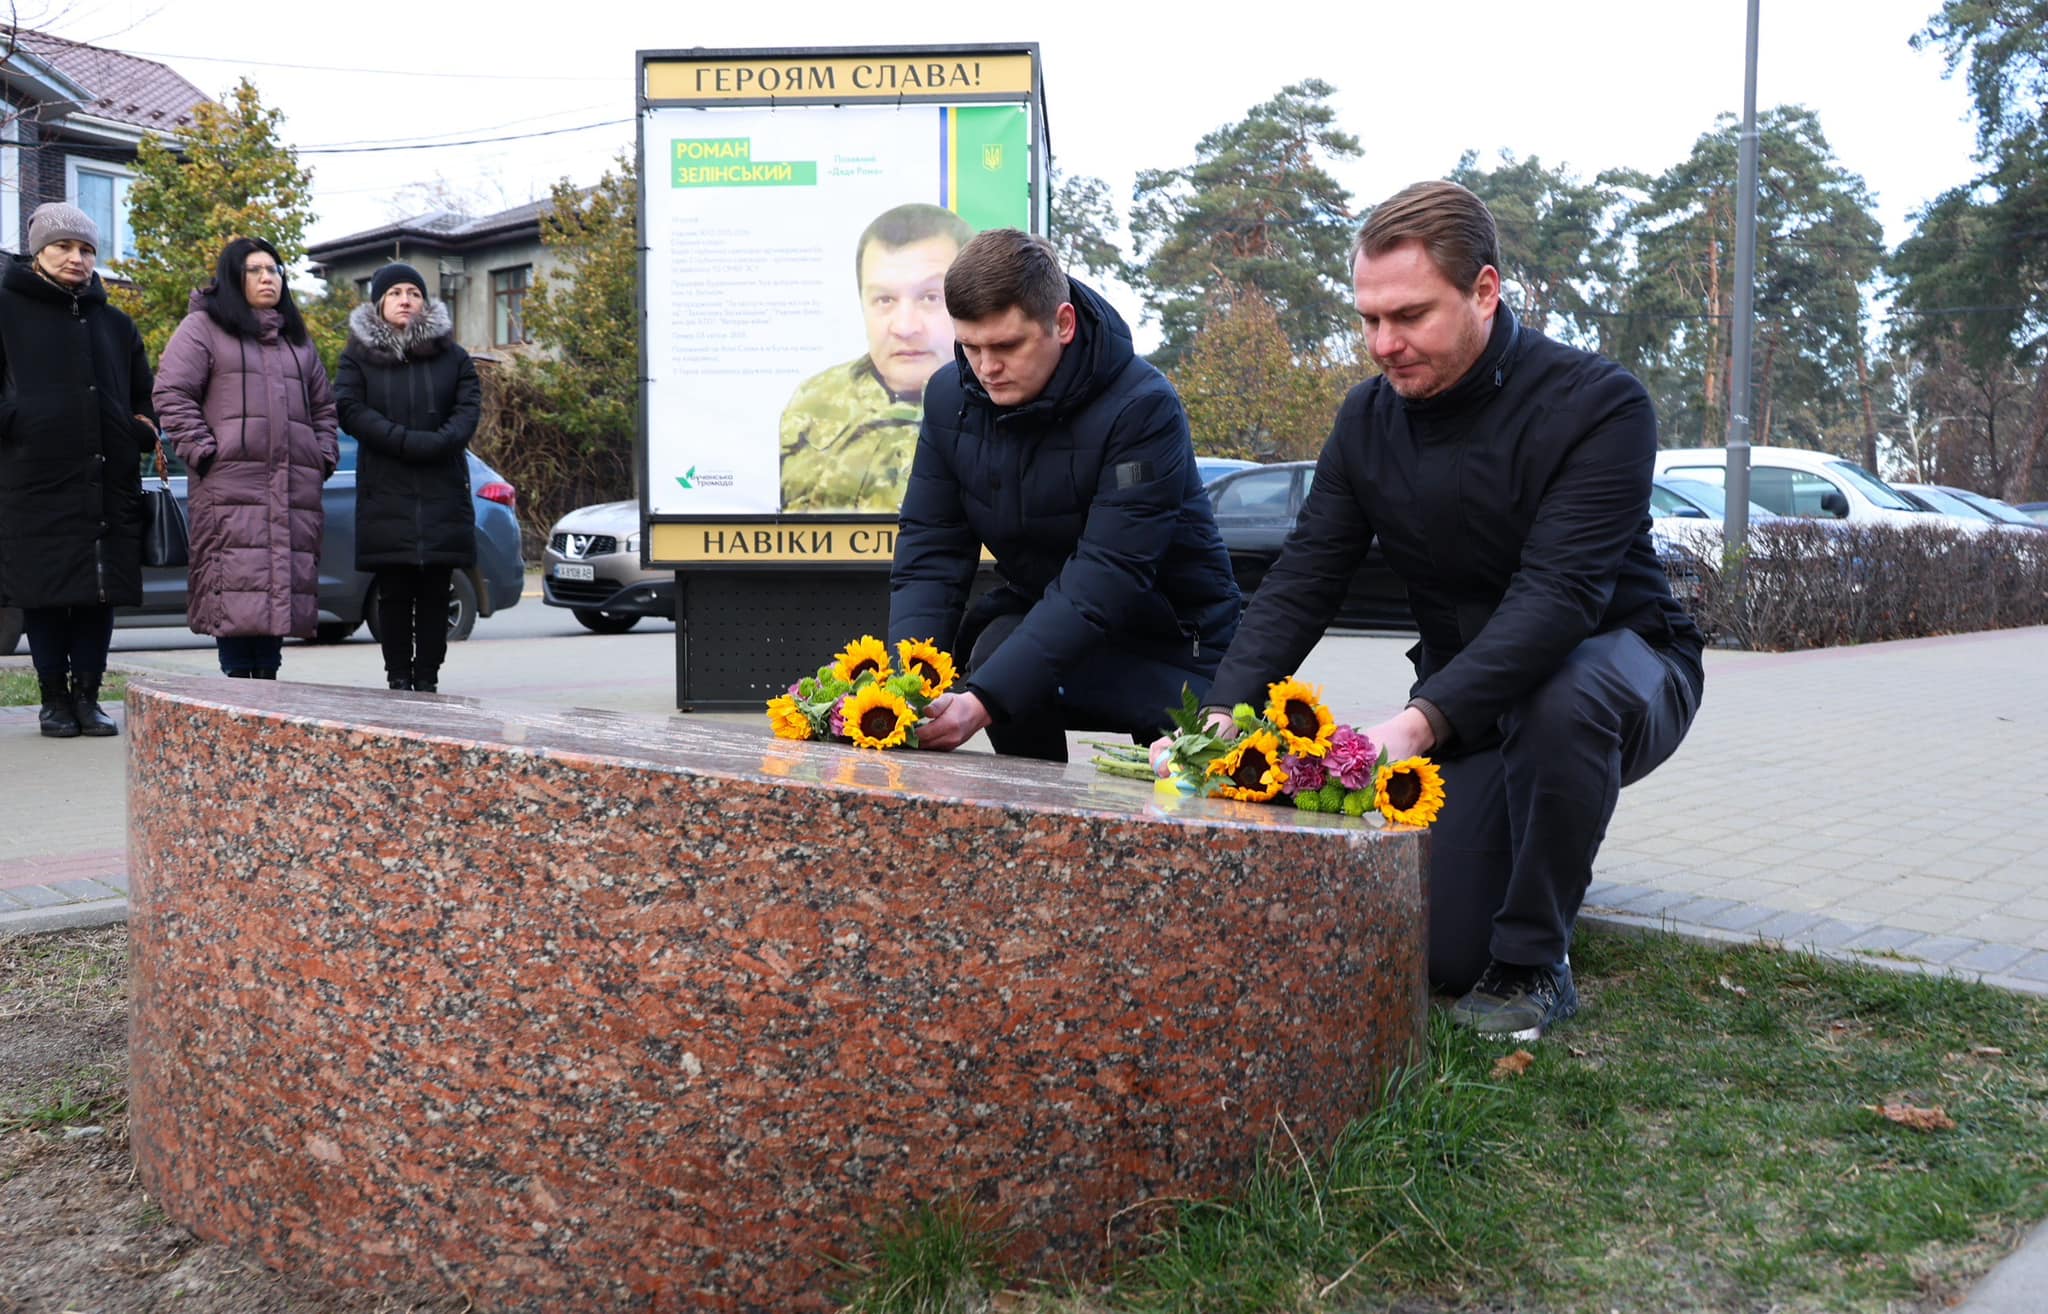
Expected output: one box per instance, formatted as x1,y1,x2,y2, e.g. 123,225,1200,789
126,676,1426,1312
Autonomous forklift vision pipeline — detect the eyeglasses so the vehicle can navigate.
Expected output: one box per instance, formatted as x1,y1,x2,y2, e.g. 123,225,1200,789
245,265,284,282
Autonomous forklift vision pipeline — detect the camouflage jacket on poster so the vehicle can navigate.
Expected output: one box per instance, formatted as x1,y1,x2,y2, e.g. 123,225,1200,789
778,355,922,513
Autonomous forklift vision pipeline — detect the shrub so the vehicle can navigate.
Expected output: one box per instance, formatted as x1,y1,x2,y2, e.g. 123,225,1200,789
1671,520,2048,650
471,361,631,559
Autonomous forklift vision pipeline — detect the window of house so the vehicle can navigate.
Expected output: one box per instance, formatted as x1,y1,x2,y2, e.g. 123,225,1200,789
66,158,138,262
492,265,532,345
354,276,373,300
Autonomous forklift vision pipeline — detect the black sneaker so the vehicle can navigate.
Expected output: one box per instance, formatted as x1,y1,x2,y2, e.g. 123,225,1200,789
1449,958,1580,1041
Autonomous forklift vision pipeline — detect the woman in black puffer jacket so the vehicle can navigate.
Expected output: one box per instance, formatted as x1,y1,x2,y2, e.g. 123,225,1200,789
0,203,157,738
333,262,481,692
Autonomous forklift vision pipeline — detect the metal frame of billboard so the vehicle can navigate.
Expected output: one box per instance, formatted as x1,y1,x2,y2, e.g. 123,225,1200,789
633,44,1049,572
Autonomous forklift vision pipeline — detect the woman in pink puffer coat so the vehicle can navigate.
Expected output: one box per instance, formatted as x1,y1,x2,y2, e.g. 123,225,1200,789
154,237,337,678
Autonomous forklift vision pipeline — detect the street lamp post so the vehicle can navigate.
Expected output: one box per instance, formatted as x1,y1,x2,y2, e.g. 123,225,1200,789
1724,0,1762,587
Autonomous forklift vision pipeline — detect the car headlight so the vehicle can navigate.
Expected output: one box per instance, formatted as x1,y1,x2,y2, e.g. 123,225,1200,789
622,533,640,555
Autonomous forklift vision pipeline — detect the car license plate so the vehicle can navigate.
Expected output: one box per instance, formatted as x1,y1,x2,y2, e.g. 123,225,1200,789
554,563,595,581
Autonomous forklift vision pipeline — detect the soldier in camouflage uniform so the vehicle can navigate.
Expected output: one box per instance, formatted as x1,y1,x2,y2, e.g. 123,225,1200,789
779,359,922,512
780,203,973,514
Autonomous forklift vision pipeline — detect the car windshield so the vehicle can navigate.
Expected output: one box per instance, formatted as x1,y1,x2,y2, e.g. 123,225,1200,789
1825,461,1919,511
1658,478,1776,521
1903,484,1995,521
1946,488,2034,525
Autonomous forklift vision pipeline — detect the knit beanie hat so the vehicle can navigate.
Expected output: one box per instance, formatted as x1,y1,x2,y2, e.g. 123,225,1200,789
28,202,99,255
370,262,428,305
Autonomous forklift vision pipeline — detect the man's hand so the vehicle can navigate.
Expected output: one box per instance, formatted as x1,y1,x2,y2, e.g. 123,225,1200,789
917,691,991,752
1150,709,1238,777
1361,705,1436,763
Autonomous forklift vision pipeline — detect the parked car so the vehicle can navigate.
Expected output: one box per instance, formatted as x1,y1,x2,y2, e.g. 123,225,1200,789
0,433,523,656
541,500,673,633
1887,482,2027,538
2018,502,2048,525
1647,476,1784,557
1652,445,1983,533
1196,457,1260,486
1205,461,1406,629
1906,484,2047,535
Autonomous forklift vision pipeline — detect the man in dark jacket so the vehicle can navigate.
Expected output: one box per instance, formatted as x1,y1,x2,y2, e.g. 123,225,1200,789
889,229,1240,760
1197,182,1704,1039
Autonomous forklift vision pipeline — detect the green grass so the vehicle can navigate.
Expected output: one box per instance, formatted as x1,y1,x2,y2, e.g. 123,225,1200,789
842,928,2048,1314
834,1200,1013,1314
0,668,128,707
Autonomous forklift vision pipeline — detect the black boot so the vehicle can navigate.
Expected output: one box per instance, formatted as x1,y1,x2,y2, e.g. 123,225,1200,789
38,677,80,738
71,674,118,737
414,672,438,694
251,669,277,680
388,676,414,691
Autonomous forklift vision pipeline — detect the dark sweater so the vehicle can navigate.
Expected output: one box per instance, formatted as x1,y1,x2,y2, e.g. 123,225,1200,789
1207,305,1703,751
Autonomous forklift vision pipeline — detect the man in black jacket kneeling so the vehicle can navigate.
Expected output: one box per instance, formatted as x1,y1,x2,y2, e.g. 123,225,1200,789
1194,181,1705,1040
888,229,1241,761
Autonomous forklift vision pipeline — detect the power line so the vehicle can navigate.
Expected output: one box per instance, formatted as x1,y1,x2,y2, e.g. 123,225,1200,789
302,105,614,151
299,118,631,156
117,47,616,83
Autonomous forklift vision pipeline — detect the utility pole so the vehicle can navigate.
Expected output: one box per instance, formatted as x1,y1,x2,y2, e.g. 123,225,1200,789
1724,0,1761,591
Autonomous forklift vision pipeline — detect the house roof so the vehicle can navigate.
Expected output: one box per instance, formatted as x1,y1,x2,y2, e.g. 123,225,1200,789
4,28,209,134
308,196,564,267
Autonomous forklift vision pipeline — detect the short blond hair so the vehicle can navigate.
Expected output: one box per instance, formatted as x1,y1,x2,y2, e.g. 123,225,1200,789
1353,181,1501,290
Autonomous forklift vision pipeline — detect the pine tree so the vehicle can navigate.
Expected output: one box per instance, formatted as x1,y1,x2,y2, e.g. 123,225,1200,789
1131,81,1360,363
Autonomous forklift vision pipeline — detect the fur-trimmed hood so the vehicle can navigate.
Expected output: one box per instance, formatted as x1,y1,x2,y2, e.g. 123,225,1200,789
346,299,454,364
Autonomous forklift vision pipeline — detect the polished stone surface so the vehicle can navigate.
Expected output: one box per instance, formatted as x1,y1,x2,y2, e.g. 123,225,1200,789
127,675,1426,1312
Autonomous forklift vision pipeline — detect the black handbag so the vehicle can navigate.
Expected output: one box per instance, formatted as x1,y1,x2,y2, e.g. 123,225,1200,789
141,438,189,569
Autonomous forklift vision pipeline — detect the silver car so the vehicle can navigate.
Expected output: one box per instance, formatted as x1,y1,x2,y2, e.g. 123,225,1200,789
541,500,674,632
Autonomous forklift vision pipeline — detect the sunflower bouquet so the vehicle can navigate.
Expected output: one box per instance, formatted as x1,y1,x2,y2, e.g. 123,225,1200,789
765,635,959,751
1092,678,1447,828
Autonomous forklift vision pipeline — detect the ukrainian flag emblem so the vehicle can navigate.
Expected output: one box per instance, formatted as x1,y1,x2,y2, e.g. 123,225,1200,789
981,143,1004,171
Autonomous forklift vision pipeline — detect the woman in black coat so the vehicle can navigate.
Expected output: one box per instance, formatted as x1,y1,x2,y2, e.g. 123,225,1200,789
333,263,481,692
0,203,157,738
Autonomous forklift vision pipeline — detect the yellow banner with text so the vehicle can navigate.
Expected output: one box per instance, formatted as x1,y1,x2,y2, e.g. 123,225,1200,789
653,521,1001,565
646,53,1034,103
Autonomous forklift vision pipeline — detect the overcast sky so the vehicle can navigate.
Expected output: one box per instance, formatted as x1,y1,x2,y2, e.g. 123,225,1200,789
46,0,1982,336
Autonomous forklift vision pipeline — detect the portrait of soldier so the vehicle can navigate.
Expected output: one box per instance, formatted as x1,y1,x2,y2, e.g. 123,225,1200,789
779,202,974,513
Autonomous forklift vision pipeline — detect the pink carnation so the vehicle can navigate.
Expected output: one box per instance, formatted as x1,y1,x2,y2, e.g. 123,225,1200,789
1327,726,1378,790
829,697,847,737
787,681,803,696
1280,752,1327,795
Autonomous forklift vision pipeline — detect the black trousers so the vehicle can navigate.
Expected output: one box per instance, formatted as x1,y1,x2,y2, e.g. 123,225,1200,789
1427,629,1702,994
22,605,115,682
968,612,1219,763
216,634,284,676
375,566,452,682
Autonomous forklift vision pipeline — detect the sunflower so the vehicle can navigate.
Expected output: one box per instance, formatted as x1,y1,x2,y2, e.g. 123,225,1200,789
765,695,813,741
896,638,957,698
1374,757,1447,828
1264,677,1336,758
1206,730,1286,802
832,635,892,684
842,683,916,750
